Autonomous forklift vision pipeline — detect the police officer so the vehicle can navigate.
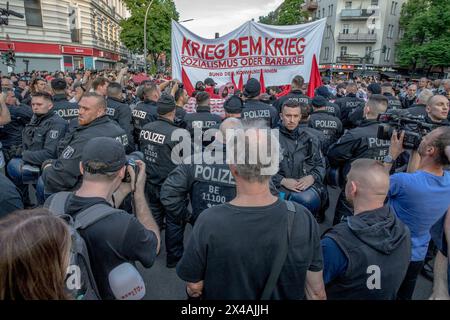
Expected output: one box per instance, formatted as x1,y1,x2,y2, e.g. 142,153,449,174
382,82,402,111
425,95,449,126
51,78,79,122
132,83,161,146
407,89,434,120
172,83,188,127
309,96,343,153
334,83,365,129
242,78,279,128
106,82,134,151
41,93,129,195
7,92,67,204
273,100,327,222
139,94,189,229
184,91,222,139
223,95,243,119
315,85,341,118
328,95,391,224
273,75,311,114
0,89,33,164
160,118,240,268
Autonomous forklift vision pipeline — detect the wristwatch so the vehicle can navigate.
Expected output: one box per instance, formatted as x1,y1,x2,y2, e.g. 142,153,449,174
383,154,394,164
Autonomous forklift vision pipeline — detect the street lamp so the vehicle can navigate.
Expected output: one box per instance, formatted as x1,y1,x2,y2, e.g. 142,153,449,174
144,0,154,74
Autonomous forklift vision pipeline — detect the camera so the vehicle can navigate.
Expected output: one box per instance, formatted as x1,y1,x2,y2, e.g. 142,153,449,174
377,110,435,149
123,151,144,183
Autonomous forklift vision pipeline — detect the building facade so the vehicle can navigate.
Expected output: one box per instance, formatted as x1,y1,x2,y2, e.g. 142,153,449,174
0,0,131,73
306,0,406,69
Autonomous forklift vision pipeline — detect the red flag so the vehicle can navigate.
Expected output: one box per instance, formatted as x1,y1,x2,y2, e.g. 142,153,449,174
238,73,244,91
259,69,266,94
181,67,195,97
307,54,322,98
276,85,291,98
231,71,237,89
247,72,252,83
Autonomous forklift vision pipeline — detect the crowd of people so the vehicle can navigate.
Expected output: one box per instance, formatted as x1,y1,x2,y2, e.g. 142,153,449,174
0,67,449,300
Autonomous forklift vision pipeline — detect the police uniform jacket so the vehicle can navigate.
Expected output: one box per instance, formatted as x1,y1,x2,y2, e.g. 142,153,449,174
132,99,159,144
52,94,79,122
42,115,128,193
334,93,365,128
273,90,311,113
242,99,279,128
309,110,343,152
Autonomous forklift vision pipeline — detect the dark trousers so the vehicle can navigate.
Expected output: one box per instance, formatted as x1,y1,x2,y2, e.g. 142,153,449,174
166,214,187,265
397,261,424,300
333,190,353,225
145,182,166,229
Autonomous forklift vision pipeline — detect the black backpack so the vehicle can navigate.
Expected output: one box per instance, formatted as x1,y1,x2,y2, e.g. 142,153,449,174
44,192,123,300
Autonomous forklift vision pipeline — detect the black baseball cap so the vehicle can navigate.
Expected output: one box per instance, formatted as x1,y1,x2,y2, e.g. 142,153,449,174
224,95,243,114
204,77,217,87
82,137,127,174
157,93,176,115
312,96,328,108
368,83,382,94
244,78,261,98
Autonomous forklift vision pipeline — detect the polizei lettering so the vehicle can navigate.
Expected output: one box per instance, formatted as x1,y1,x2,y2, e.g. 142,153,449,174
55,108,79,118
132,109,147,119
243,109,270,119
140,130,166,144
194,165,235,185
314,120,338,128
368,137,391,148
192,120,219,129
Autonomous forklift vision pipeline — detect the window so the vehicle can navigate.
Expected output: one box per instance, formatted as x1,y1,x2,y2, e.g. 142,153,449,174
390,1,395,15
24,0,43,27
322,8,325,18
345,1,352,9
385,47,391,61
340,46,348,57
330,4,334,16
343,24,350,34
365,46,373,57
324,47,330,60
394,2,398,15
318,10,320,18
371,0,379,5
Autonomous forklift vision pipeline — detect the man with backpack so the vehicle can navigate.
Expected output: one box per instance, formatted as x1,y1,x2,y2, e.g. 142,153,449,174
176,121,325,300
45,137,160,300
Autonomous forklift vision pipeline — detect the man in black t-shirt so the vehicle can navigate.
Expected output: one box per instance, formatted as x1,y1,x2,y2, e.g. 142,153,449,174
177,122,325,300
0,173,23,219
47,137,160,299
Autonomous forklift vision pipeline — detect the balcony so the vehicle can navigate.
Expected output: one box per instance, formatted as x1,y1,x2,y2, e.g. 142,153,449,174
337,55,374,64
337,32,377,43
340,9,375,20
302,0,318,11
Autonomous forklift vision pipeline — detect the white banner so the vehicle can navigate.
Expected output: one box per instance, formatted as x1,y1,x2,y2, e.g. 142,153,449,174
171,18,326,88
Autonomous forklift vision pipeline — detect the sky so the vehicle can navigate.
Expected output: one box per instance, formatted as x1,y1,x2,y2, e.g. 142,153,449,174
173,0,284,39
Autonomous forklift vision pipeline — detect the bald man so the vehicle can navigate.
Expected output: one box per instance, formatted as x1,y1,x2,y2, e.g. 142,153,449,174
425,95,449,126
322,159,411,300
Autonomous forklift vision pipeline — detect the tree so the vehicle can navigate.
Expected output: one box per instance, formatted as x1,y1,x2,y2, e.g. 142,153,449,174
259,0,309,25
397,0,450,72
120,0,179,71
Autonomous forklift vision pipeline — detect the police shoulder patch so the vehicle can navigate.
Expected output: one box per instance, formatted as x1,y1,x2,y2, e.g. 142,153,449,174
62,146,75,159
49,130,59,139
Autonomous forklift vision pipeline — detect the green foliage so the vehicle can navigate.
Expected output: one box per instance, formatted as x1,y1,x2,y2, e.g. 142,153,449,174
397,0,450,70
120,0,179,67
259,0,309,25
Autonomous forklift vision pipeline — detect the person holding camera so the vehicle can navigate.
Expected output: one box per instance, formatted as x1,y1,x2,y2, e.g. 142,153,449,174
44,137,160,300
328,95,390,224
384,126,450,299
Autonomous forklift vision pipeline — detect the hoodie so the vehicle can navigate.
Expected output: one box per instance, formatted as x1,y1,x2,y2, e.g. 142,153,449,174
323,205,411,300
